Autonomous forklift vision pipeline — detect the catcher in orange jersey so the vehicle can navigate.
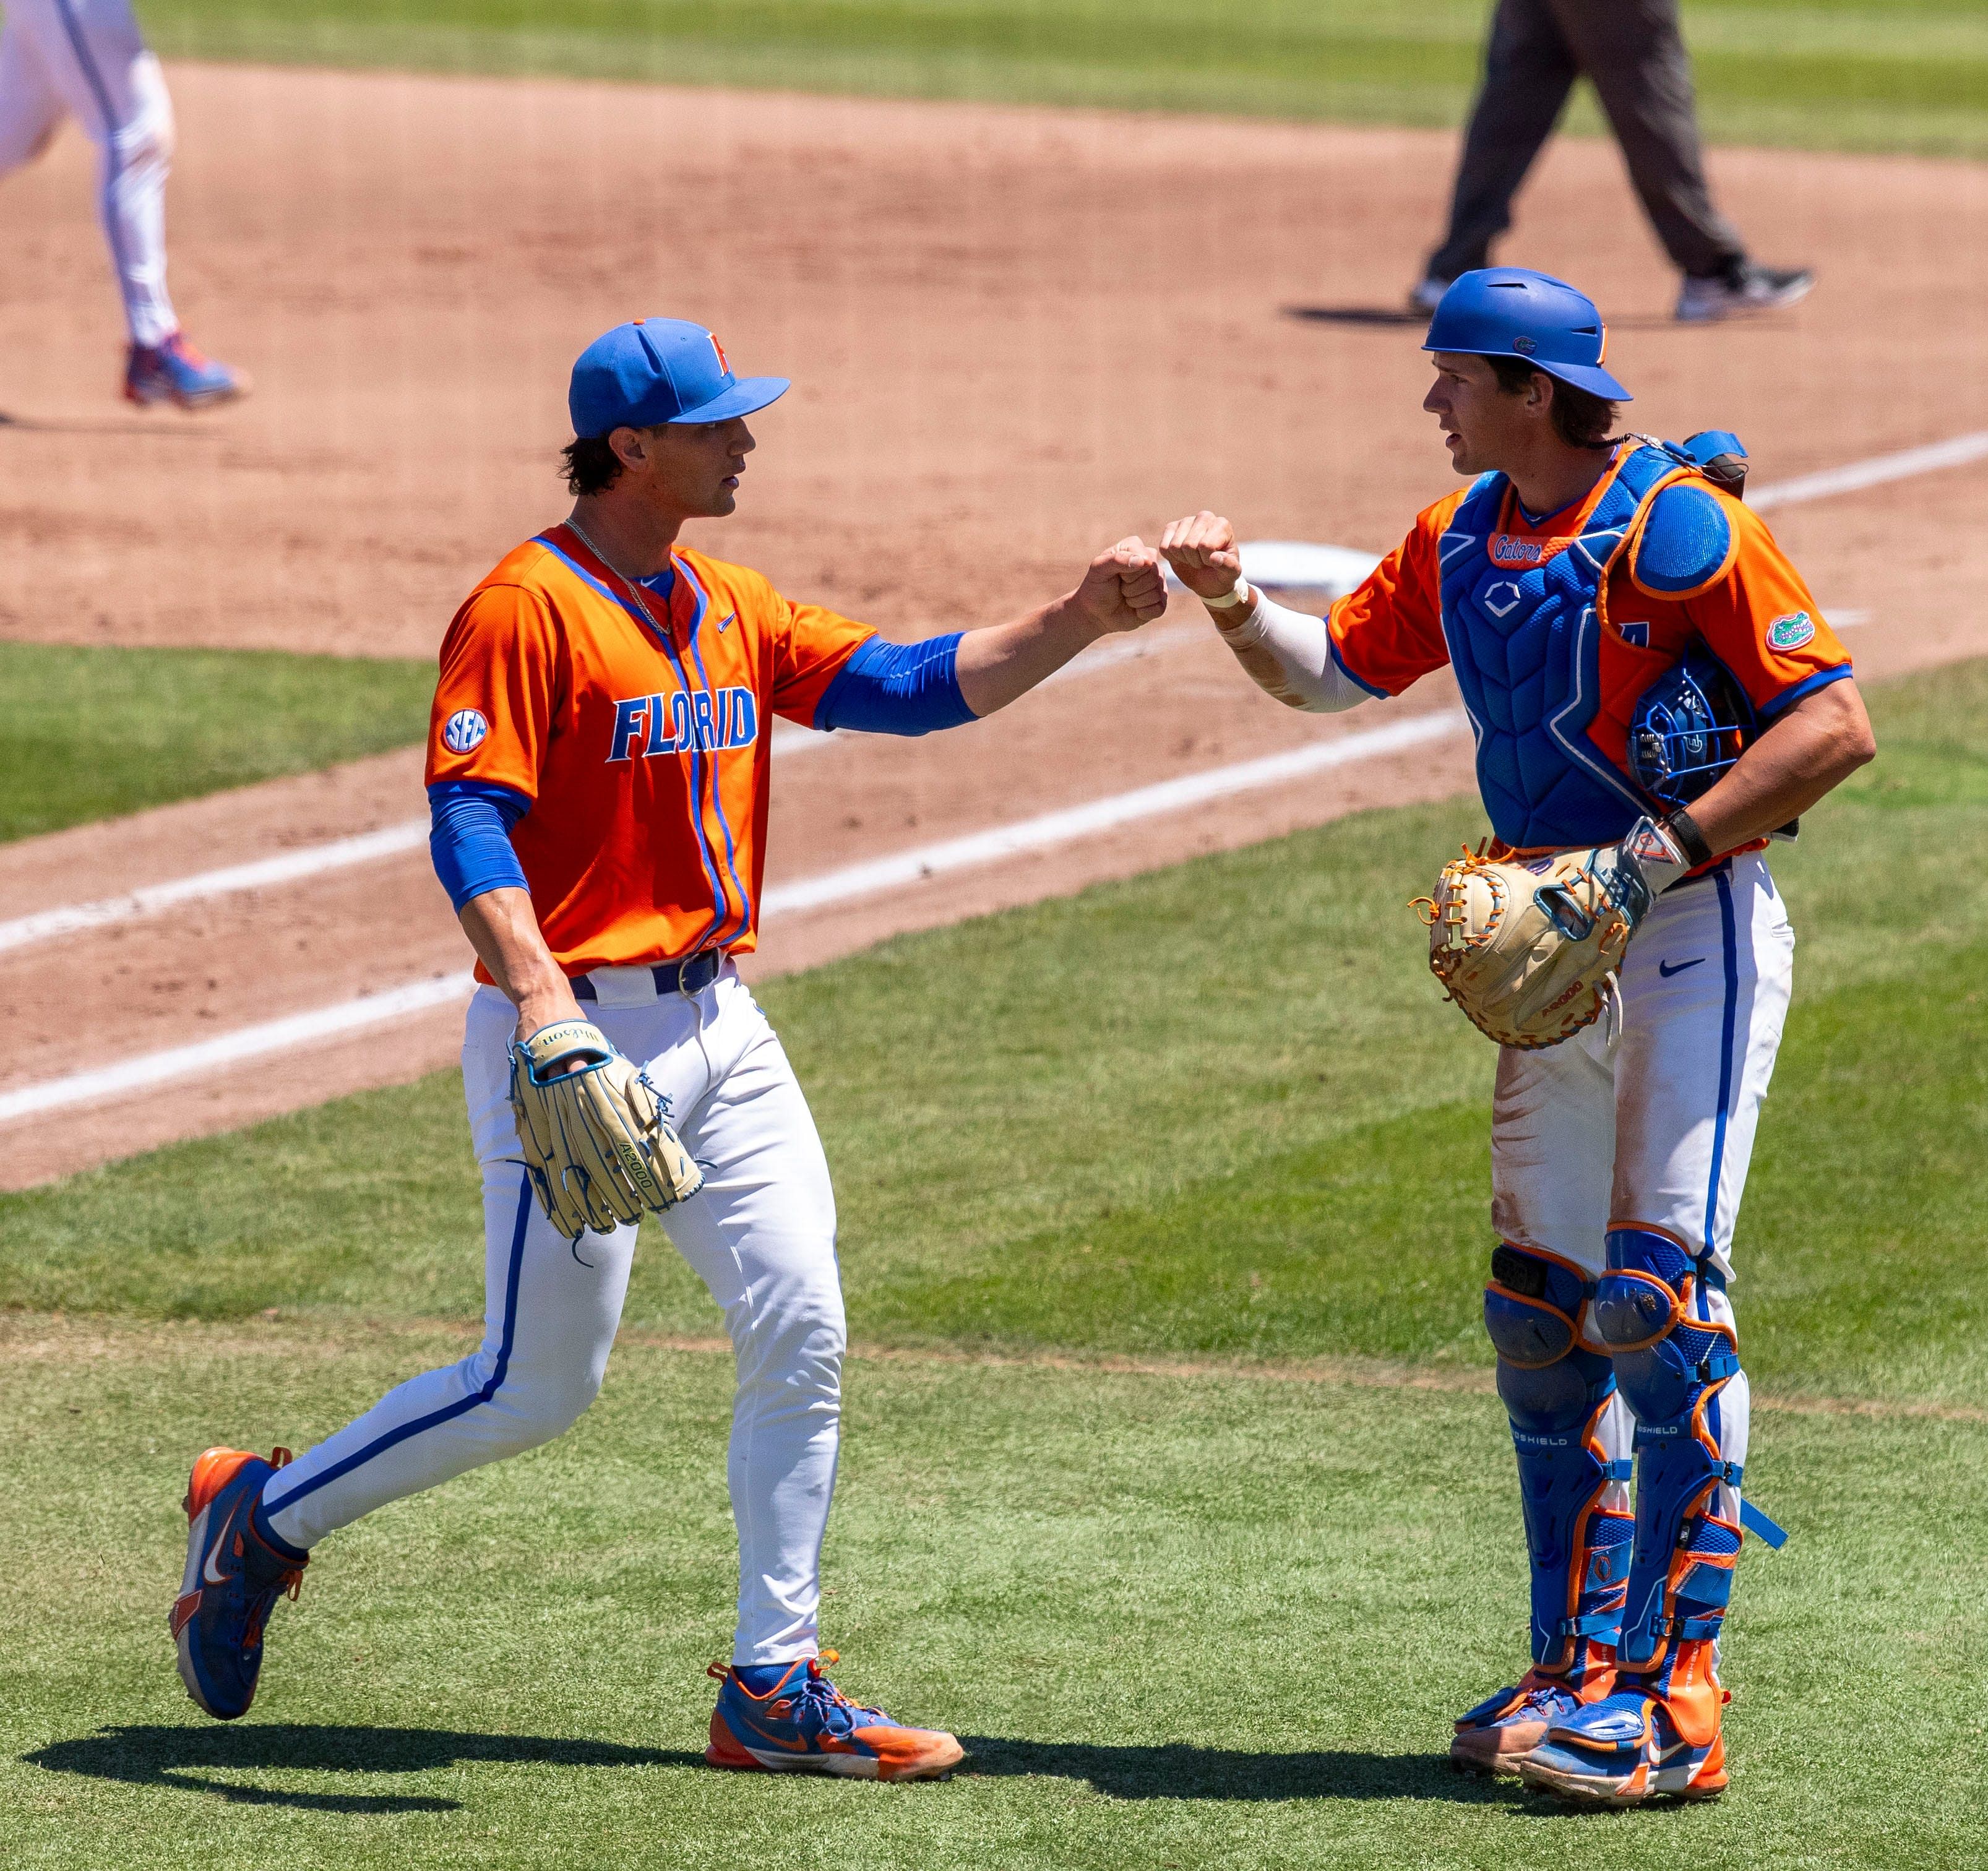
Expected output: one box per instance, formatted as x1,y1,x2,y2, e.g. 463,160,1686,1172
171,317,1167,1778
1161,270,1874,1805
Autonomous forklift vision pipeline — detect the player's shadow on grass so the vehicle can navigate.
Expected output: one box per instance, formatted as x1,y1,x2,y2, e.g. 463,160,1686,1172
26,1723,705,1813
960,1736,1521,1805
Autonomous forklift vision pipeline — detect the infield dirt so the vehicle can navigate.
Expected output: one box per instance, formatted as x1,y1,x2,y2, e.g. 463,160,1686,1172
2,62,1984,1184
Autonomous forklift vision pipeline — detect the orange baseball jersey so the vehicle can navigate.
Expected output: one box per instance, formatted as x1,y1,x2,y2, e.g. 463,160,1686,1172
426,525,872,975
1328,455,1850,772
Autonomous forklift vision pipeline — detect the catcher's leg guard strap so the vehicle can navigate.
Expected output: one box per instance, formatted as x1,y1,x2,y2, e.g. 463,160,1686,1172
1486,1245,1633,1672
1597,1226,1781,1669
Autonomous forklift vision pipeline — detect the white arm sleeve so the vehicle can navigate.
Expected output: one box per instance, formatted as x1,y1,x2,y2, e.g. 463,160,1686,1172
1208,588,1371,713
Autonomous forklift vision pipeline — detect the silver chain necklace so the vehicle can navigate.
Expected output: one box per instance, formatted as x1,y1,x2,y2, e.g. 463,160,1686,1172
566,515,669,630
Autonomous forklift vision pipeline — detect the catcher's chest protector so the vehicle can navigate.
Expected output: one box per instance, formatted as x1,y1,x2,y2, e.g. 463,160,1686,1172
1439,445,1680,850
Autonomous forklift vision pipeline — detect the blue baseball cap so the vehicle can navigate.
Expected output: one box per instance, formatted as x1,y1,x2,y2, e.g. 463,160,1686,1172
569,319,790,437
1422,269,1632,401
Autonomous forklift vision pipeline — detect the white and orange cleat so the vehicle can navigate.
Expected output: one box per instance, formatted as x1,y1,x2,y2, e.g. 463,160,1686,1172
705,1653,965,1781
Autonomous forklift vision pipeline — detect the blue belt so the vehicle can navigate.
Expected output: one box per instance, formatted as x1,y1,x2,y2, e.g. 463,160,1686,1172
570,950,724,1000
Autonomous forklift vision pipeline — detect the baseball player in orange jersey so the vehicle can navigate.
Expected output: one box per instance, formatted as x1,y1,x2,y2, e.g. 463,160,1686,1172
1161,270,1874,1805
171,317,1167,1776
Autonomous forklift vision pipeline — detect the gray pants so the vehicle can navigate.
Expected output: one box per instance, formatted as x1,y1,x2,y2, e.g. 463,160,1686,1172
1427,0,1745,283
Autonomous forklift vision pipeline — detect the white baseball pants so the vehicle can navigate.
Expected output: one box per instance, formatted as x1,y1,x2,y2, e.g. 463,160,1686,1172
262,964,847,1667
1491,850,1796,1500
0,0,177,346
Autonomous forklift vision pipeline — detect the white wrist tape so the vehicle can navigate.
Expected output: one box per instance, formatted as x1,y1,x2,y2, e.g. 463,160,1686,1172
1201,575,1252,611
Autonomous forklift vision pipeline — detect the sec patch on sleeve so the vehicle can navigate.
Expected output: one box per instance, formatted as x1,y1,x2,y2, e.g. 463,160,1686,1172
1767,611,1817,651
441,708,490,754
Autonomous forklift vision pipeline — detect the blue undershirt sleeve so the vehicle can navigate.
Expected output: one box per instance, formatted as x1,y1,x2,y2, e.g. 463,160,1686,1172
812,632,975,736
428,779,531,911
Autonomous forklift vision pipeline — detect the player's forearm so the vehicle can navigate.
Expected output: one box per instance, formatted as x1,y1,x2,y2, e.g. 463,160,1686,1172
458,887,583,1034
953,597,1104,716
1207,587,1369,713
1684,678,1875,854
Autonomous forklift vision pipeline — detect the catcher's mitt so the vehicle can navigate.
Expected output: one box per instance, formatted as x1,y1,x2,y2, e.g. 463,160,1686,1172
1413,843,1651,1050
508,1019,705,1239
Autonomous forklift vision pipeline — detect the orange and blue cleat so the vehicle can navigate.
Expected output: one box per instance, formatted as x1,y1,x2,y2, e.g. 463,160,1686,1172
169,1446,308,1721
705,1654,965,1781
1521,1688,1728,1805
124,332,247,410
1453,1670,1599,1778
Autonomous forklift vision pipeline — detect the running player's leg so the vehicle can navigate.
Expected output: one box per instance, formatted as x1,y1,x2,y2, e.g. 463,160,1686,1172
259,986,647,1551
12,0,243,400
1453,1017,1633,1774
174,985,647,1719
1526,853,1795,1804
0,13,67,175
7,1,177,345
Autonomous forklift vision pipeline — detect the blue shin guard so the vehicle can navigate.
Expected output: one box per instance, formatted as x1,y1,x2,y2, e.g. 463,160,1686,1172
1455,1245,1632,1773
1484,1244,1633,1676
1591,1226,1782,1671
1523,1228,1784,1803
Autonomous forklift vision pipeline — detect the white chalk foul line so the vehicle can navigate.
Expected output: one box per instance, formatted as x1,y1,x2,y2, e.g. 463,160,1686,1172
0,819,433,958
0,708,1466,1123
0,971,478,1125
760,708,1465,916
0,640,1207,963
1751,429,1988,511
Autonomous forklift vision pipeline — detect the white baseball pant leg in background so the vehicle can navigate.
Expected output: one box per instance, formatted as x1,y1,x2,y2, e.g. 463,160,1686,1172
1489,849,1796,1506
261,964,847,1667
0,0,178,345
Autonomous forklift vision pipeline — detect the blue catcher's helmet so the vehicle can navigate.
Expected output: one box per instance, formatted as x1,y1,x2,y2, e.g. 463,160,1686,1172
1629,653,1755,810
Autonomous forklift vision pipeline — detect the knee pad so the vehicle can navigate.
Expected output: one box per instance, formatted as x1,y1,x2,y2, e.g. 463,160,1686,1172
1486,1244,1603,1432
1593,1227,1738,1424
1484,1244,1632,1671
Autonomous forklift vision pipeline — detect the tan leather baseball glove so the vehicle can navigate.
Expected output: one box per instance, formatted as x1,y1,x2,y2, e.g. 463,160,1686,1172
1413,840,1658,1050
508,1019,705,1239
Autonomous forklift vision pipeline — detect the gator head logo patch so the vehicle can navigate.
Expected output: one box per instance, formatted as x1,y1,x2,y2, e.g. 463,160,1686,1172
1767,610,1816,651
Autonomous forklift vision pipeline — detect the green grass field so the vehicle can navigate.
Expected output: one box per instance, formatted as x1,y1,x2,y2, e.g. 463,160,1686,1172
5,659,1985,1864
0,643,434,843
140,0,1988,159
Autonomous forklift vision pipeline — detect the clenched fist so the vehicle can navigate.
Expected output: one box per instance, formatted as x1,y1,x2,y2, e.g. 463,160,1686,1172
1159,511,1244,603
1067,536,1169,634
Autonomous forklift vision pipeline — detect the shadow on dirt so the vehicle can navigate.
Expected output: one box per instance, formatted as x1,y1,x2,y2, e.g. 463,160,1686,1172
1281,304,1426,328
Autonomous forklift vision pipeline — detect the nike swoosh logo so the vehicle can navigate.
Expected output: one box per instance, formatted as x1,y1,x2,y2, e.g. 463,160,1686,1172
715,611,736,633
200,1500,242,1586
1658,958,1707,978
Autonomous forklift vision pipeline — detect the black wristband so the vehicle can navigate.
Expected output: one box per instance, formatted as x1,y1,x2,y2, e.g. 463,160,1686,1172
1663,807,1714,869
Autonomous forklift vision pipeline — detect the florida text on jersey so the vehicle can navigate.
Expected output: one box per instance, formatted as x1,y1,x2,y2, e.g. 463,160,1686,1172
426,525,872,975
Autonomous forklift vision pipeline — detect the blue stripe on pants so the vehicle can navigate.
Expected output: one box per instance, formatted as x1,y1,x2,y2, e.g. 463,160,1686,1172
262,1171,535,1515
